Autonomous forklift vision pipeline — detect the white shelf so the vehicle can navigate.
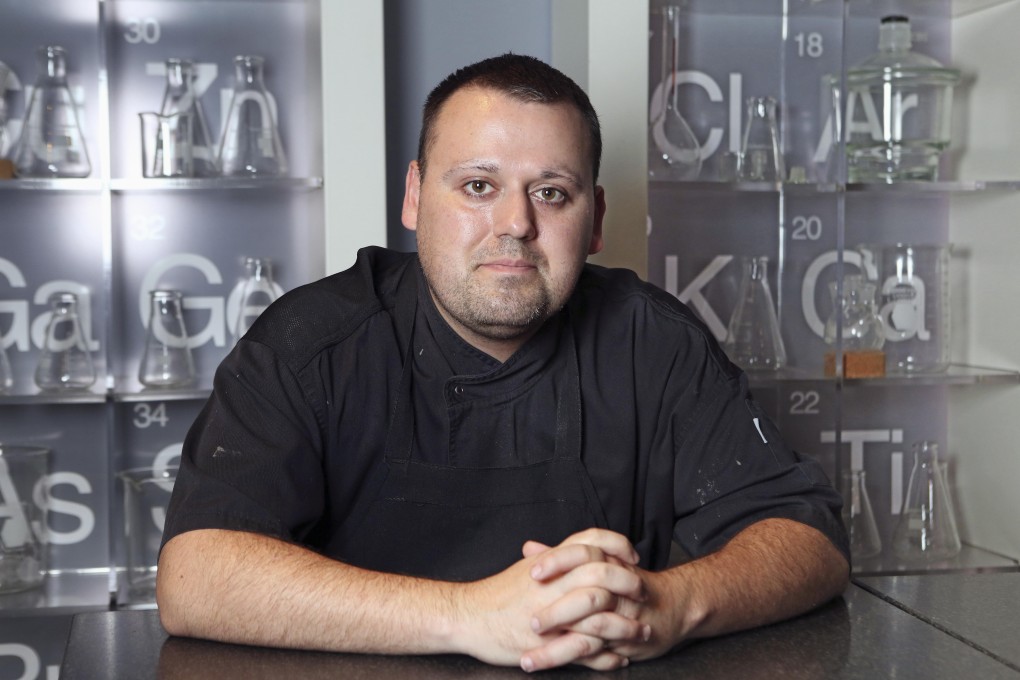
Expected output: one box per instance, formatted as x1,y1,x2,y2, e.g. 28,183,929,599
0,571,111,618
953,0,1019,17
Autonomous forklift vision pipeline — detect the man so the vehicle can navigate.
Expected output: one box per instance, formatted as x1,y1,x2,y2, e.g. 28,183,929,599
157,53,849,672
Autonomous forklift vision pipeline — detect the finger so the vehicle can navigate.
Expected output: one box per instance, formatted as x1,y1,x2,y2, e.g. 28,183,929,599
565,612,650,643
532,586,639,634
556,528,640,565
521,540,551,558
530,532,639,582
519,632,607,673
573,650,630,671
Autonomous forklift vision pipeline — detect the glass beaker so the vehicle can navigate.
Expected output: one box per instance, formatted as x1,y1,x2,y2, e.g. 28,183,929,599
842,469,882,560
864,243,951,373
159,59,217,177
217,55,288,177
723,256,787,371
119,465,177,602
139,290,195,388
649,5,701,180
0,445,49,594
138,111,193,178
843,15,960,182
892,441,961,562
739,96,784,182
12,46,91,178
233,257,278,339
34,292,96,391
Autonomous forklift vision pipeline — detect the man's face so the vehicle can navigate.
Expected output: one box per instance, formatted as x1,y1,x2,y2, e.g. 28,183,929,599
402,86,605,356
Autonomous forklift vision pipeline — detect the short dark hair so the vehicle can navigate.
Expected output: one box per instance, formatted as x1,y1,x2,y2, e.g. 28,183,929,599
417,53,602,184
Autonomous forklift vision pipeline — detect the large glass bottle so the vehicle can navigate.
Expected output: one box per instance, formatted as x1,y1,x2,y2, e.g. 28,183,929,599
13,46,91,178
723,256,787,371
217,56,287,177
159,59,217,177
844,16,961,182
892,441,962,562
34,292,96,391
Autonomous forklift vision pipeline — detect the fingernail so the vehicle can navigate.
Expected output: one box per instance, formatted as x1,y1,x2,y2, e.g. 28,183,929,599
530,617,541,632
521,657,535,673
643,624,652,642
530,564,542,579
621,657,630,667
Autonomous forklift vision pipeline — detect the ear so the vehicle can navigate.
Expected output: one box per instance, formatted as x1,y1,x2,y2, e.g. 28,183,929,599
588,185,606,255
401,161,422,231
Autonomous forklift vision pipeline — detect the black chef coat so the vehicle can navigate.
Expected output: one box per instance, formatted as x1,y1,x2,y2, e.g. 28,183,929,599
162,246,849,576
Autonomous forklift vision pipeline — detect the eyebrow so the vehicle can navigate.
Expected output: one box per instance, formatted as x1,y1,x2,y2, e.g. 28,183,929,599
441,161,585,190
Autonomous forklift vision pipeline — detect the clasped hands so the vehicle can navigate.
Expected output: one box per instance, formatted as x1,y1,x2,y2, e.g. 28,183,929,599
457,528,675,672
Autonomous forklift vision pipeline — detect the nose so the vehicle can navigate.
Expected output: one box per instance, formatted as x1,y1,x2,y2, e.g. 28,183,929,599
492,189,537,240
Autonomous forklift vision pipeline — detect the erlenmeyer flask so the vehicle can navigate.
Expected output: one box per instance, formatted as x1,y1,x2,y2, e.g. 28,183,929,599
13,46,91,178
233,257,278,339
217,55,287,177
0,60,11,157
0,341,13,394
892,441,961,562
649,5,701,180
159,59,217,177
139,290,195,388
842,470,882,560
739,96,783,182
34,292,96,391
723,256,787,371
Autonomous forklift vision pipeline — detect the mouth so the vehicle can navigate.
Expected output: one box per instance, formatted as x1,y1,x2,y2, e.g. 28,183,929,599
478,259,538,274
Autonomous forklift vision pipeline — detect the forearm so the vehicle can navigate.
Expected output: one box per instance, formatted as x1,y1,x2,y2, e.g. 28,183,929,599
157,529,462,654
650,518,849,645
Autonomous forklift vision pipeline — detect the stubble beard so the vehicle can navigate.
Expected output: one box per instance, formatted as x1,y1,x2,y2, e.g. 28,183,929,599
419,236,554,341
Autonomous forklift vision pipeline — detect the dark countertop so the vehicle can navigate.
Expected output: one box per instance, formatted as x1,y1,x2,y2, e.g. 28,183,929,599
60,583,1020,679
857,572,1020,670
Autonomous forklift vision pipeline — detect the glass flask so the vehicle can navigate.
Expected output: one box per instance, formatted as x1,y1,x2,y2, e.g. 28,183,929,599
159,59,217,177
723,256,787,371
138,111,193,178
739,96,783,182
119,465,177,602
0,341,13,394
825,275,886,351
233,257,278,339
34,292,95,391
649,5,701,180
0,445,50,594
0,60,10,155
892,441,962,562
139,290,195,388
217,55,287,177
843,16,960,182
863,243,952,373
12,46,91,178
842,470,883,560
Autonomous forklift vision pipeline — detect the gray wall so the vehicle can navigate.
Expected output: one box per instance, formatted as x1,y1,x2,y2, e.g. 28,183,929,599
383,0,553,252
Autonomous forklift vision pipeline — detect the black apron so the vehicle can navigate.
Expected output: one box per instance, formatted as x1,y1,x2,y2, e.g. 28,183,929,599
334,298,608,582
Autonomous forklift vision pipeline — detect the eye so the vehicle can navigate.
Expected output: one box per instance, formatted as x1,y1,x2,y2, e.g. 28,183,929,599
465,180,493,196
536,187,566,203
